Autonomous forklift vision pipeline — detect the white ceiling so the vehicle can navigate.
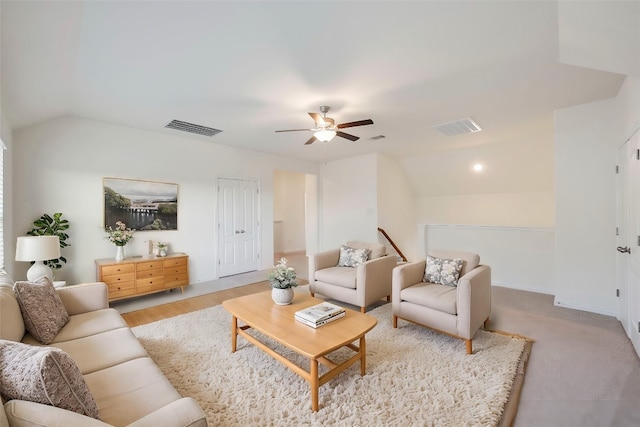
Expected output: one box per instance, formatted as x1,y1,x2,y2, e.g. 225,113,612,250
0,1,630,168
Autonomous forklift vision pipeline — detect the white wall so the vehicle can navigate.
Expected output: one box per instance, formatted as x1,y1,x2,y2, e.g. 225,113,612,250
416,192,554,228
377,153,419,261
12,116,318,284
405,134,555,228
319,153,378,251
273,169,306,254
424,224,555,294
554,97,620,316
0,110,14,275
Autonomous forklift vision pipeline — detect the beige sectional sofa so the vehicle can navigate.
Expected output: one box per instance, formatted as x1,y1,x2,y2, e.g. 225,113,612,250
0,272,207,427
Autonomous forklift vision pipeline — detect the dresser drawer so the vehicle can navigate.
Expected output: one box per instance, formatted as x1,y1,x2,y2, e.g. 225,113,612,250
107,281,135,299
164,257,187,268
164,265,187,275
136,267,163,279
101,263,135,276
136,277,164,288
165,274,188,287
102,273,135,285
136,282,166,294
137,260,164,271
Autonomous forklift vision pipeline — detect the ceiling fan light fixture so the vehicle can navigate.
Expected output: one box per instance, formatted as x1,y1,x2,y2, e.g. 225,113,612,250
314,129,336,142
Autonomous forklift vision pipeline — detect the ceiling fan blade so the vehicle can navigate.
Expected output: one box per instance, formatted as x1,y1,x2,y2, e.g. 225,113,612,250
337,119,374,129
336,131,359,142
308,112,322,124
275,128,312,133
304,136,317,145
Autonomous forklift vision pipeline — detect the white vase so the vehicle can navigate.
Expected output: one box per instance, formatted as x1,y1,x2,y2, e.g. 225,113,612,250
115,245,125,261
271,287,294,305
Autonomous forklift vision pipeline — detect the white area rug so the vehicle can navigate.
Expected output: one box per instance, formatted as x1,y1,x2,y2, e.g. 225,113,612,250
132,303,527,426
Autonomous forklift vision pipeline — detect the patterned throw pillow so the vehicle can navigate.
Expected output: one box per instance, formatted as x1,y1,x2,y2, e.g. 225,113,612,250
13,277,69,344
424,255,464,286
337,245,371,268
0,340,100,419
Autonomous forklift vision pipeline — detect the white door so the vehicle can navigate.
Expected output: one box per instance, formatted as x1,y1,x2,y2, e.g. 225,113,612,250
218,178,260,277
617,141,630,335
618,132,640,357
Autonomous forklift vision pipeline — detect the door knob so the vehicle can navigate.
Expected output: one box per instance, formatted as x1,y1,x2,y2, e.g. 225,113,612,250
617,246,631,254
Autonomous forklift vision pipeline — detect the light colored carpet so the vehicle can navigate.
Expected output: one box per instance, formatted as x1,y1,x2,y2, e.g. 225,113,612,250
132,302,528,426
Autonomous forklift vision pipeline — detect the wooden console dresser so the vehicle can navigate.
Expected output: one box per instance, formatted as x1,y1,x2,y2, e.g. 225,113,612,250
95,253,189,301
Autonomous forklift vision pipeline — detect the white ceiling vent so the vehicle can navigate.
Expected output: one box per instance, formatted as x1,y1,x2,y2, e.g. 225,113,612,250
433,118,482,136
165,120,222,137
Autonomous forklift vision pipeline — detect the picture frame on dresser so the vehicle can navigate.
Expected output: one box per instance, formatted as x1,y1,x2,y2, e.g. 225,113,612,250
103,177,179,231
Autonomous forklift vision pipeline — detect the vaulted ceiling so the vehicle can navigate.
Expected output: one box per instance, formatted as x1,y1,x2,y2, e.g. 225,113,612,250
1,1,633,192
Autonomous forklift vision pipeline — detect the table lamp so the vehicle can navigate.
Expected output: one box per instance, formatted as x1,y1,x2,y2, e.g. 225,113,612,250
15,235,61,281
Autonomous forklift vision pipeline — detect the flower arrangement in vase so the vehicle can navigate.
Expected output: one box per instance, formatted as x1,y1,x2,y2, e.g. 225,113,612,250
105,221,135,261
268,258,298,305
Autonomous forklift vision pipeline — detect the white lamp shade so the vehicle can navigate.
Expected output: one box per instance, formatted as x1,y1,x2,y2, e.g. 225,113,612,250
314,129,336,142
15,236,61,262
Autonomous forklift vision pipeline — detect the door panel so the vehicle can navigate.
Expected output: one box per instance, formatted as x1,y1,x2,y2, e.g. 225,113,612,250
218,178,260,277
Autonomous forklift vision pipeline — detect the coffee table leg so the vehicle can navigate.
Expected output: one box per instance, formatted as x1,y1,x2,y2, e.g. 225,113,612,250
311,359,319,412
231,315,237,353
360,336,366,376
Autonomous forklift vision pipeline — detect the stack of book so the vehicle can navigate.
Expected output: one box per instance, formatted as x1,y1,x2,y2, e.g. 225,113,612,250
295,302,346,328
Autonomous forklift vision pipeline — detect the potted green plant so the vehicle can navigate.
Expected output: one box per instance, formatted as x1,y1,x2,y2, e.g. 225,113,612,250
27,213,70,270
268,257,298,305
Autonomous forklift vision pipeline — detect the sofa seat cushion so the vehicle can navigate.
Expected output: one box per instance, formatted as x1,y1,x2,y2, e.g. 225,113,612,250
401,283,457,315
84,357,182,427
315,267,357,289
13,278,69,345
50,327,148,375
0,340,100,419
22,309,127,346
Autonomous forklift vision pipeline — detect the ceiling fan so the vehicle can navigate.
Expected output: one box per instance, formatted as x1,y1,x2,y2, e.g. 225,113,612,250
275,106,374,145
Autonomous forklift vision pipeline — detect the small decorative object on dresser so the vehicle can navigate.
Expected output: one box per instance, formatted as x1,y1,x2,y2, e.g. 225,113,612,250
268,257,298,305
95,253,189,301
153,241,169,257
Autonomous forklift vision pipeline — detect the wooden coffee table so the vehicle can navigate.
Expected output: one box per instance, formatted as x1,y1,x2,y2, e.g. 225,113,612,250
222,290,378,412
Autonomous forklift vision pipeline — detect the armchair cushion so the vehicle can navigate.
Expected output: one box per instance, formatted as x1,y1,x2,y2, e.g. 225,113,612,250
338,245,370,267
13,278,69,345
314,267,357,289
424,255,463,287
401,283,457,315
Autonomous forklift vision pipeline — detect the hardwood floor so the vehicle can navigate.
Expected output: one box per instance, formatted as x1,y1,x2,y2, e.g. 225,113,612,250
121,281,271,327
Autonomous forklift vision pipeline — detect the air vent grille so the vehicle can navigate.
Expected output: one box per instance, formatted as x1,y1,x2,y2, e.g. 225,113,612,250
433,118,482,136
165,120,222,137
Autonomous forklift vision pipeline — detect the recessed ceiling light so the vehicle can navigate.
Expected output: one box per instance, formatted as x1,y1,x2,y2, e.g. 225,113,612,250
473,163,484,172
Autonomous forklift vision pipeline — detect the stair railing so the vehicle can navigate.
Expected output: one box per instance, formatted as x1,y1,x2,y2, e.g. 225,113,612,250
377,227,408,262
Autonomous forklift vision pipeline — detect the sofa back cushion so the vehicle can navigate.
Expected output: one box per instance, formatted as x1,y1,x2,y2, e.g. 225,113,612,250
429,250,480,277
0,270,24,342
346,241,386,259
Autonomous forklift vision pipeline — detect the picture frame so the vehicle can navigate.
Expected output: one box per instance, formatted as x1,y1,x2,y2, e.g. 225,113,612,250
103,177,178,231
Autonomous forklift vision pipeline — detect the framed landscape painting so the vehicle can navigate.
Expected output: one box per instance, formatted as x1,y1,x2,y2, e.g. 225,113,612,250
103,177,178,231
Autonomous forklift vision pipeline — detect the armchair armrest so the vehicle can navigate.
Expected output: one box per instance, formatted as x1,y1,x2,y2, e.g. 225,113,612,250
3,399,112,427
356,255,397,305
126,398,207,427
456,265,492,339
56,283,109,316
308,249,340,282
391,261,426,304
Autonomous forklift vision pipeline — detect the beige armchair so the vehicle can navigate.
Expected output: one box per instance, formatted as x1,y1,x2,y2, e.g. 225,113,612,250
309,241,397,313
392,250,491,354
